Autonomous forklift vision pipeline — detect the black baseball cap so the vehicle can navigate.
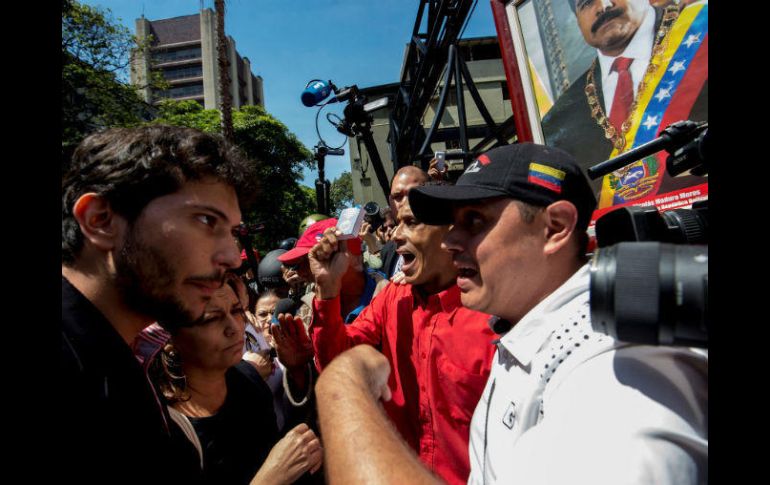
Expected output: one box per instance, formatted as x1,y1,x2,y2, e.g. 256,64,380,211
408,143,597,230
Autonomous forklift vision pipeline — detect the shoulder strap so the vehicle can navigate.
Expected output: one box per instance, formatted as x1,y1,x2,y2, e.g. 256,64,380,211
167,406,203,469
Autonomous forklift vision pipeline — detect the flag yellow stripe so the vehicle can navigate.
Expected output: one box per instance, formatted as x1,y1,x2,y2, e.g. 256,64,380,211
528,57,554,118
624,2,704,148
530,162,565,180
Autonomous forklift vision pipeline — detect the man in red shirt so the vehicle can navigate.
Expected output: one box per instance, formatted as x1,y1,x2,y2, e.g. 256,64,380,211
300,180,497,485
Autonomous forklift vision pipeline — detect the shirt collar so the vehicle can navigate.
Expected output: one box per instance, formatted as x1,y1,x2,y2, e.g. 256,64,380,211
410,284,462,314
598,4,655,77
498,264,590,366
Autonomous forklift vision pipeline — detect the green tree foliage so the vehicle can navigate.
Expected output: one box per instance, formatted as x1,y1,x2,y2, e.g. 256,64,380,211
152,100,317,252
61,0,154,163
330,171,355,216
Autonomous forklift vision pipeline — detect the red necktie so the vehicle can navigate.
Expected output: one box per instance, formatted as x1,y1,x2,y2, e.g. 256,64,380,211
609,57,634,133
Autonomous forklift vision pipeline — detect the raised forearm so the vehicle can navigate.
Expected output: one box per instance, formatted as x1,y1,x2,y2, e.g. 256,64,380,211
316,358,442,485
311,296,353,369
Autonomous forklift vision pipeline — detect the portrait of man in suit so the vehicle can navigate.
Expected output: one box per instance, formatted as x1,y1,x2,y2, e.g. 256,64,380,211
539,0,708,208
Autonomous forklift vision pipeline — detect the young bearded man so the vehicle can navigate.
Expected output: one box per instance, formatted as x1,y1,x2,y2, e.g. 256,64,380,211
61,125,256,482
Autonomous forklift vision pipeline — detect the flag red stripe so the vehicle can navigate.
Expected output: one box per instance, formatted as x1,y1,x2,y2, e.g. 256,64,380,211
652,34,708,195
529,176,562,193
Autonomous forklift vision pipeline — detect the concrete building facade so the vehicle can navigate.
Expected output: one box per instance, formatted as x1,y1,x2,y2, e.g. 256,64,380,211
131,9,264,110
347,37,513,208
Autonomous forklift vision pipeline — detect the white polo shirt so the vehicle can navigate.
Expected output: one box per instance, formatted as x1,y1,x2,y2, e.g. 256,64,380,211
467,264,708,485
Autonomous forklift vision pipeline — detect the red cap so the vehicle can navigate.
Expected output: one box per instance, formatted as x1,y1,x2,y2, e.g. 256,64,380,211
277,218,362,264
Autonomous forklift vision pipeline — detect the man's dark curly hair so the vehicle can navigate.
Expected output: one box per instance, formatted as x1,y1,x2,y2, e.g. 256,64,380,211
62,125,258,265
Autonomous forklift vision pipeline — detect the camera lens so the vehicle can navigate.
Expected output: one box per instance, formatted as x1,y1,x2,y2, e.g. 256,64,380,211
364,201,380,216
363,201,384,231
590,242,708,347
661,207,708,244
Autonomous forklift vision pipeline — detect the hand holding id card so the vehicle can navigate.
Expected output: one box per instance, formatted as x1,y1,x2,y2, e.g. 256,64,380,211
336,207,364,240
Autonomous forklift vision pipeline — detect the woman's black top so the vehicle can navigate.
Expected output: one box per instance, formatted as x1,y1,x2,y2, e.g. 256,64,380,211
189,361,279,485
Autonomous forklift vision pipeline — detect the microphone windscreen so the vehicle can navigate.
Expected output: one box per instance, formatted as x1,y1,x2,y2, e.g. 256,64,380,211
301,80,332,107
273,298,300,319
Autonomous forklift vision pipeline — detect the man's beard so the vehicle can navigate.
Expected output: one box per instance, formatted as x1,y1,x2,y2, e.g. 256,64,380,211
114,226,200,332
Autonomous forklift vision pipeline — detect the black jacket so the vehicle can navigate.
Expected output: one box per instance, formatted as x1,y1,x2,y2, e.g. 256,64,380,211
60,277,201,484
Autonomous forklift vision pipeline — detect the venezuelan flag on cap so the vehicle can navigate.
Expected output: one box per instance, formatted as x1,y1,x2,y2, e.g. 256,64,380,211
528,162,565,193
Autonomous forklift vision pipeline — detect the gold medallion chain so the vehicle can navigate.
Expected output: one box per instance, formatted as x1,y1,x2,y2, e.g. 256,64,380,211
584,5,680,152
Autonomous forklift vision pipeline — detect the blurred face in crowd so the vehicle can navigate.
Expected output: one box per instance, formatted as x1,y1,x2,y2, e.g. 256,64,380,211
173,283,247,372
574,0,648,57
383,212,396,232
389,168,428,214
442,198,547,323
255,293,280,347
379,212,397,242
392,202,455,294
281,256,312,289
114,178,242,329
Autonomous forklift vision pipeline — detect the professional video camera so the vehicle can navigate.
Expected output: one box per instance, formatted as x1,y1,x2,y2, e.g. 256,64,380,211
587,121,708,348
363,201,385,232
301,80,392,215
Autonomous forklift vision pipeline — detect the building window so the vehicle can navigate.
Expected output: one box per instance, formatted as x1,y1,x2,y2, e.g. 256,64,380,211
502,81,510,101
156,83,204,99
153,47,202,64
445,139,461,150
163,65,203,80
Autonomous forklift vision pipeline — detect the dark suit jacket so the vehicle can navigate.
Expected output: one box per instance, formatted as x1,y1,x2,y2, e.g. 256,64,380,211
541,7,707,197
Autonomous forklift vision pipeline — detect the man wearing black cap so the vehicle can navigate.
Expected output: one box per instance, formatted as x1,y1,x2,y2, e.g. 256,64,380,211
313,143,707,485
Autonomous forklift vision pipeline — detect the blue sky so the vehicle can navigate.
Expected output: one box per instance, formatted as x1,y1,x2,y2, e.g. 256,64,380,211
79,0,498,186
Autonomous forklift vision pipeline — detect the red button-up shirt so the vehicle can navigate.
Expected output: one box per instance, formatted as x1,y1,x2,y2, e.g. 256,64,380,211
312,283,497,485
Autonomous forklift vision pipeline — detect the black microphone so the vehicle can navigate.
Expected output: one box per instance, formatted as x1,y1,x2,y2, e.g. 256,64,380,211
272,298,300,327
587,120,707,180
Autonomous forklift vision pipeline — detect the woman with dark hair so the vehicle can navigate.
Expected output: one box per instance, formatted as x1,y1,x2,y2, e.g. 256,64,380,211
146,276,322,485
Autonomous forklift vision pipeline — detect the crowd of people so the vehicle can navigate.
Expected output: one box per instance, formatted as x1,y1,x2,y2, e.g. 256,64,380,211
62,117,706,482
61,122,707,484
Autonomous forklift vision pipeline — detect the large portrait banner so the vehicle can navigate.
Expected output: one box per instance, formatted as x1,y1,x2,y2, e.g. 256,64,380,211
498,0,708,225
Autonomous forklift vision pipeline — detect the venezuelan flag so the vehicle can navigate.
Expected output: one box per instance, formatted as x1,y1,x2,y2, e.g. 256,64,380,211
529,162,566,193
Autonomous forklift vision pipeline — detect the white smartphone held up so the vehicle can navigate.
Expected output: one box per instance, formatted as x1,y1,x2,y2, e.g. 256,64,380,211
435,151,446,171
336,206,365,240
